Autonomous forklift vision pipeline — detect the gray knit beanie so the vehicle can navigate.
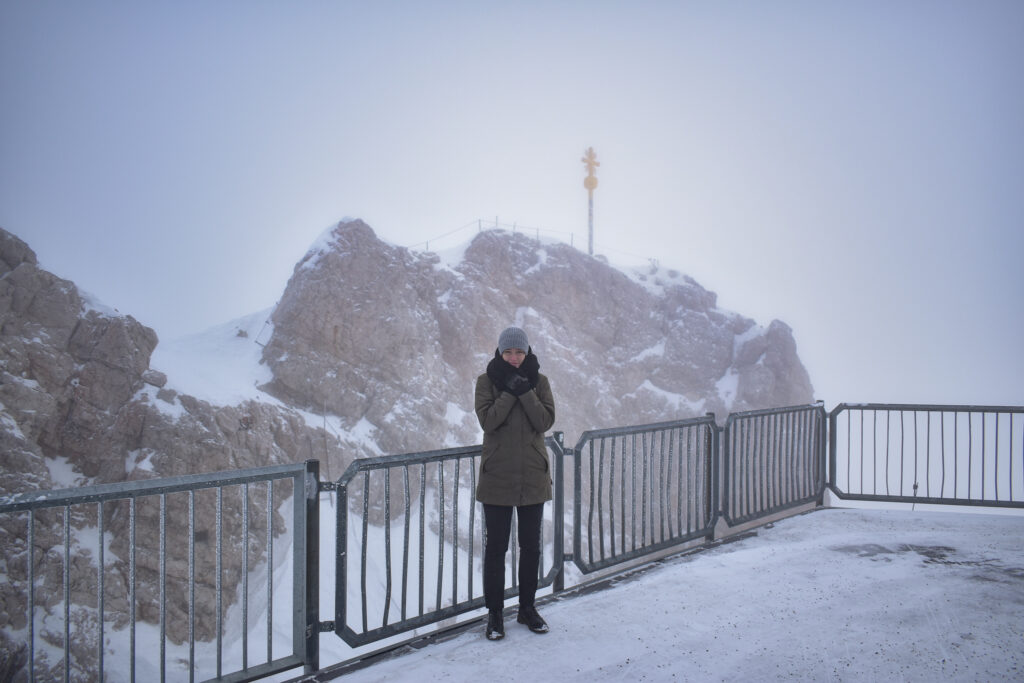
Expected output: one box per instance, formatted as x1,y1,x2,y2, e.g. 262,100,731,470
497,326,529,354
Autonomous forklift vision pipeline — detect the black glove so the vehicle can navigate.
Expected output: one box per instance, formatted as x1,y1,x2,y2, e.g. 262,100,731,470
505,373,532,396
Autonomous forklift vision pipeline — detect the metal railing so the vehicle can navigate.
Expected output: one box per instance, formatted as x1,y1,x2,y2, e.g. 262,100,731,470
722,403,827,525
568,416,717,575
330,440,564,648
829,404,1024,508
8,401,1020,682
0,461,319,683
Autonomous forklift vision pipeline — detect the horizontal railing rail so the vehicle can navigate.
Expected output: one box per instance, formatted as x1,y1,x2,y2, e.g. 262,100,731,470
0,461,318,683
722,403,828,526
828,403,1024,508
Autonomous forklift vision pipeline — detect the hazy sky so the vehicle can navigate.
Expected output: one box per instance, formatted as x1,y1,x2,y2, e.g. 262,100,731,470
2,1,1022,408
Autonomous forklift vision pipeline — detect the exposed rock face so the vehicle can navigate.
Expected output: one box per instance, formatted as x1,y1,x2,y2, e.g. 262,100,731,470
262,220,814,453
0,227,332,680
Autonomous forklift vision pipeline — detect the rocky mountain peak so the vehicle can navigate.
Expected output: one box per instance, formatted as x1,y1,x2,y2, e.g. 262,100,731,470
261,219,814,455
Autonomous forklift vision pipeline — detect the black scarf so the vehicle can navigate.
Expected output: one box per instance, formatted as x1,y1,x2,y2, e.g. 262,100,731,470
486,348,540,392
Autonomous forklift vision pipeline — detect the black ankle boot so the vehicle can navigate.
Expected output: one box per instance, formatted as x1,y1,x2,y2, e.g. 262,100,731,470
517,605,549,633
486,609,505,640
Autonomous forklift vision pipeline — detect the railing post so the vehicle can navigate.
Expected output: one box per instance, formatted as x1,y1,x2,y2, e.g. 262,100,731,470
827,404,840,502
552,431,566,594
706,413,720,541
304,459,320,674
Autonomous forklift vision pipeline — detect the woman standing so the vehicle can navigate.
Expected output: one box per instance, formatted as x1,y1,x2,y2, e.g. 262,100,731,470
474,326,556,640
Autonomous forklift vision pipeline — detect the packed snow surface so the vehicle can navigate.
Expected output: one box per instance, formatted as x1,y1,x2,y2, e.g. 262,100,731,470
310,507,1023,682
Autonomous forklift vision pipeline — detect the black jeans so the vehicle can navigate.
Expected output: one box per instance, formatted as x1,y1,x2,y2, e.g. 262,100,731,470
482,502,544,612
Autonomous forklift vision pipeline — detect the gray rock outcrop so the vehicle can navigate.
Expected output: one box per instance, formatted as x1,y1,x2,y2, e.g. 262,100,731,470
261,219,814,454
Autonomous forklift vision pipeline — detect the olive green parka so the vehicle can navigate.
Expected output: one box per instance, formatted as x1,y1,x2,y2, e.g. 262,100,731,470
474,369,556,506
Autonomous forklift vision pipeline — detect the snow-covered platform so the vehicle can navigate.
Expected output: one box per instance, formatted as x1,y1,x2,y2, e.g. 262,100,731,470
321,508,1024,682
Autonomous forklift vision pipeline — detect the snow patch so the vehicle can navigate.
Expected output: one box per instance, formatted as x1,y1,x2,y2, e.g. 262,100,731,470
44,455,88,489
631,339,666,362
716,369,740,406
629,379,705,413
151,309,276,405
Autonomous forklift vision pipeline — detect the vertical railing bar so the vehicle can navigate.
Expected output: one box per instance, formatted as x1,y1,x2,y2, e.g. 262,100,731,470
1009,415,1015,500
640,432,648,547
735,419,744,519
940,411,948,497
659,429,668,541
755,415,764,514
129,498,136,683
691,425,698,532
884,410,891,497
778,411,785,506
967,412,973,499
952,412,957,498
658,429,666,541
785,411,794,503
782,411,790,501
770,411,778,507
807,409,815,496
655,429,662,541
798,409,807,498
774,412,783,508
626,436,634,552
994,413,1000,500
360,471,369,633
435,461,445,611
605,437,613,559
671,428,681,537
801,409,810,497
97,500,105,681
452,458,460,609
401,465,411,621
662,428,672,539
418,464,425,617
871,410,879,495
754,415,763,514
216,487,223,679
733,419,741,518
846,410,851,494
383,468,392,627
880,409,889,496
63,505,70,683
858,410,865,494
242,483,249,671
614,438,622,557
737,418,745,519
899,411,906,496
159,493,167,683
770,413,779,509
795,411,804,498
766,414,775,509
704,422,711,526
590,440,599,564
469,457,477,600
684,427,692,533
982,413,988,499
618,436,626,554
188,490,196,683
913,411,920,498
28,509,35,682
266,480,274,662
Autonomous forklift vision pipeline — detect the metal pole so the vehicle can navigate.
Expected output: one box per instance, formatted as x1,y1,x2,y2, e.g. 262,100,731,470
588,193,594,256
